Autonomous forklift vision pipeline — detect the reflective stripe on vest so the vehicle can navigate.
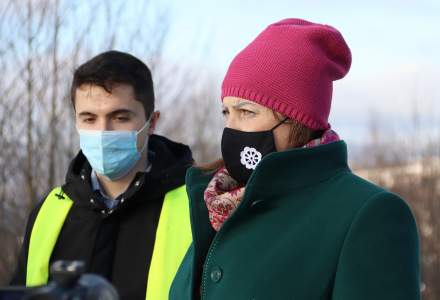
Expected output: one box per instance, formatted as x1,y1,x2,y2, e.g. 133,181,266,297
145,184,192,300
26,187,73,287
26,185,192,300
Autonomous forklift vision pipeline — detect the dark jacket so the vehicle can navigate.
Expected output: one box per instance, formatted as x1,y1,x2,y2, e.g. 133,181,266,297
11,134,193,300
170,141,420,300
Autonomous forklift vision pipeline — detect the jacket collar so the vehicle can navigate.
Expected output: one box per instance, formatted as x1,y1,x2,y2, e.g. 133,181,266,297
188,140,350,195
246,140,350,191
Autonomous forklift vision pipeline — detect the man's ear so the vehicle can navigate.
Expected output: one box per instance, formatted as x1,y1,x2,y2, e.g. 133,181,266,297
148,111,160,135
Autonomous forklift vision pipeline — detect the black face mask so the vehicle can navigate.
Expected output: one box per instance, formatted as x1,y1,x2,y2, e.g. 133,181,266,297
221,118,288,184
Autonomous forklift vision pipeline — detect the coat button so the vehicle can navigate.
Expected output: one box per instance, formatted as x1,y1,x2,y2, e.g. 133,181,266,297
250,199,264,208
210,267,223,283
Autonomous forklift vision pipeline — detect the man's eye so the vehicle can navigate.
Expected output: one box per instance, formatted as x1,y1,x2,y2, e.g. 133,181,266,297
83,118,95,123
115,116,129,122
222,109,229,116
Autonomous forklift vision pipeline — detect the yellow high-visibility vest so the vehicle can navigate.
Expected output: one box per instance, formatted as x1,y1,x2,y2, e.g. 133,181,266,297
26,185,192,300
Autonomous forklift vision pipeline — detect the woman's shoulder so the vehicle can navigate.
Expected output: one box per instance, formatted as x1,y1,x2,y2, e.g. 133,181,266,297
332,170,399,204
335,171,416,228
315,170,416,228
332,177,420,299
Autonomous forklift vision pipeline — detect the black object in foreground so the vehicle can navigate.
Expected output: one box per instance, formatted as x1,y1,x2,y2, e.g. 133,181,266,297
0,261,119,300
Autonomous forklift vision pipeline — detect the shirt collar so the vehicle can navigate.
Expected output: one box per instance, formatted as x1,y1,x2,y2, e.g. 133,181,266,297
90,159,152,202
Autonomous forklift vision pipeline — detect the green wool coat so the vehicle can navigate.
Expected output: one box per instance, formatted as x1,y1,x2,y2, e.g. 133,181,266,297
170,141,420,300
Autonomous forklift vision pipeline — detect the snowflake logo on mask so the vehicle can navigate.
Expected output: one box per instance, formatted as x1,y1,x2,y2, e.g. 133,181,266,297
240,147,262,170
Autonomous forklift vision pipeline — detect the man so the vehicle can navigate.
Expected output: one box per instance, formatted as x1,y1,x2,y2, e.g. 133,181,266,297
11,51,193,300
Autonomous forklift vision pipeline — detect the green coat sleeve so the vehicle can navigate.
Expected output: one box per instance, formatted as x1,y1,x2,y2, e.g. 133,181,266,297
332,191,420,300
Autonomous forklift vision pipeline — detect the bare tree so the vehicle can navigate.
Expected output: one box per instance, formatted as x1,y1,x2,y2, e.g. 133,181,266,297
47,0,60,188
356,106,440,300
0,0,218,284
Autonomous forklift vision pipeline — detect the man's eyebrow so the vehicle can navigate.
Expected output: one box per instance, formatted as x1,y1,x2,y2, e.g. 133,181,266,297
78,111,96,117
108,109,135,116
77,109,135,117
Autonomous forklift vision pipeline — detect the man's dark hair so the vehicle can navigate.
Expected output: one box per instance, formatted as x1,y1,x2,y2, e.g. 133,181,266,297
71,50,154,118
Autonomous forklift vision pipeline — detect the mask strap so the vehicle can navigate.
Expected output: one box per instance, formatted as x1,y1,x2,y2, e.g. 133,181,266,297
137,115,152,153
137,117,151,135
270,117,289,131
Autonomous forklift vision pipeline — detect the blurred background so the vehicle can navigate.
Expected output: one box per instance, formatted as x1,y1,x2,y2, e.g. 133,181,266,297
0,0,439,298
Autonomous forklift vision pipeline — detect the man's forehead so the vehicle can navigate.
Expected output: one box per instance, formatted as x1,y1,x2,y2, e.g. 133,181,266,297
76,83,134,98
75,89,140,116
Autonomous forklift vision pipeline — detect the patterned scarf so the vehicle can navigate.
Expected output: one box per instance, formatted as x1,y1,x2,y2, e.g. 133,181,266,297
204,129,340,231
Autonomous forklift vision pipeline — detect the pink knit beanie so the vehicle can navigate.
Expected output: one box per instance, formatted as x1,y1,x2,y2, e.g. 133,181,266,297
221,18,352,130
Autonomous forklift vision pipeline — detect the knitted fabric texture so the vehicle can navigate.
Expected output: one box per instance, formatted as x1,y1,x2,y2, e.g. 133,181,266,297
221,18,351,130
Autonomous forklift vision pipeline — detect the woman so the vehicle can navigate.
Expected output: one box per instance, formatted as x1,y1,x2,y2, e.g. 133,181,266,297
170,18,420,300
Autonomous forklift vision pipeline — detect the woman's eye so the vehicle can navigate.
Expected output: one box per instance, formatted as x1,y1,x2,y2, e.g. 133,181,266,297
222,109,229,116
241,109,255,116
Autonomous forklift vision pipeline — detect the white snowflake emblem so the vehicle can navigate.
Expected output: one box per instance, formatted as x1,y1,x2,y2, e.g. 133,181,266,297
240,147,262,170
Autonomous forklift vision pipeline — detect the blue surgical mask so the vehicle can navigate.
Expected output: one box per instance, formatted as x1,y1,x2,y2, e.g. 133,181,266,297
78,121,150,181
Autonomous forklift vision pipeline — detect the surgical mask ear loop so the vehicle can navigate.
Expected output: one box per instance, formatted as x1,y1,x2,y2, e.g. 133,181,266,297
136,115,152,153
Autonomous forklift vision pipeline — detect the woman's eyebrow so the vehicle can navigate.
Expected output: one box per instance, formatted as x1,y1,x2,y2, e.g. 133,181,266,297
232,101,257,109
